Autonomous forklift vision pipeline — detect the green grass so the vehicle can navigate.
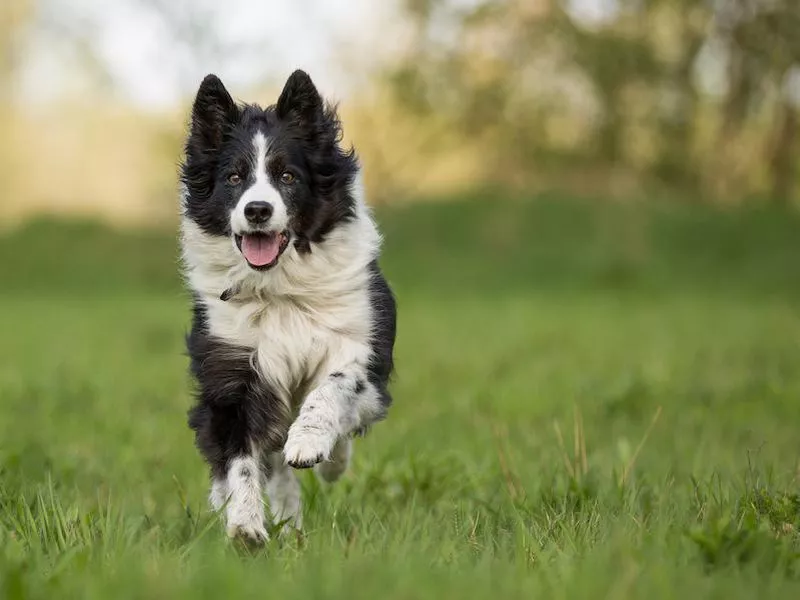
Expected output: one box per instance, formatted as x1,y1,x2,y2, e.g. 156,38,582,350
1,195,800,598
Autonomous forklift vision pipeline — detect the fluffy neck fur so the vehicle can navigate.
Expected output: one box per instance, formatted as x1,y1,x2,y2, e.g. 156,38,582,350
180,176,381,307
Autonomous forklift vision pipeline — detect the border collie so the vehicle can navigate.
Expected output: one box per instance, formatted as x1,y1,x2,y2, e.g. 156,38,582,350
179,70,396,544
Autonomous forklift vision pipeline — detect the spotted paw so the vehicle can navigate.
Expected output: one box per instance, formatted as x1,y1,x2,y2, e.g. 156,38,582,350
283,424,336,469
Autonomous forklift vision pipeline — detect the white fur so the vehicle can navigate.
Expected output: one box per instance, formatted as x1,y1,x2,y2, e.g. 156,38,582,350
219,455,268,542
182,174,383,532
284,370,382,466
229,133,289,235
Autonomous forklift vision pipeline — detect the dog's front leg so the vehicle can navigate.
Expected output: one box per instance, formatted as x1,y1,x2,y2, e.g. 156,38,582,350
191,399,268,544
283,367,384,469
188,338,287,545
212,449,267,543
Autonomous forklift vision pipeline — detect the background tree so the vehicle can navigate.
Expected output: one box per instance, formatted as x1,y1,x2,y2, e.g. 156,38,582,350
386,0,800,204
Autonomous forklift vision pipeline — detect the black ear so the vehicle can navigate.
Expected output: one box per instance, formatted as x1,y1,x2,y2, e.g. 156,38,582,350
190,74,239,151
276,70,323,124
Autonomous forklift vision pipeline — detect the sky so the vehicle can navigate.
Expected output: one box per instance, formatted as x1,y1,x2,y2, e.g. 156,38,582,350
18,0,732,112
17,0,405,110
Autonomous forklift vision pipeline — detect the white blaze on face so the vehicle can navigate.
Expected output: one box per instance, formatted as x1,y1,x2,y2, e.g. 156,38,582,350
229,132,289,235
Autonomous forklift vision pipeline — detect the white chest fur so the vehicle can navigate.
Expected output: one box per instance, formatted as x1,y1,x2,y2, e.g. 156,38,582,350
181,197,382,406
203,285,373,404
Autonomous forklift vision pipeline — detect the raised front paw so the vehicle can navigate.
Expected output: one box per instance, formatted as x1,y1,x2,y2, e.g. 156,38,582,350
283,421,337,469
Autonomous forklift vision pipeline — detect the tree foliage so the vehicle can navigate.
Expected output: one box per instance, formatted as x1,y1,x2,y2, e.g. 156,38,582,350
388,0,800,202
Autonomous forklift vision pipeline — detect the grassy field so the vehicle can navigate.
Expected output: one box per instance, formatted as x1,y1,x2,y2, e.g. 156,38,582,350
1,195,800,598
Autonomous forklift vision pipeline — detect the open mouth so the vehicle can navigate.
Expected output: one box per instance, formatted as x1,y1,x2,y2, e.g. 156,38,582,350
234,231,290,270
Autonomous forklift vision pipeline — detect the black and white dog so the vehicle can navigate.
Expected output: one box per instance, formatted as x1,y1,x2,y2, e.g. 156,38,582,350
180,70,396,543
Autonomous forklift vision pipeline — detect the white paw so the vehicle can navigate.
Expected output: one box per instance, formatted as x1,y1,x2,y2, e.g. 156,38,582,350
226,517,268,546
283,422,337,469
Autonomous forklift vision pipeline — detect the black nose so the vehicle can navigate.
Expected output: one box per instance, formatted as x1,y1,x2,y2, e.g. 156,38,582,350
244,201,273,224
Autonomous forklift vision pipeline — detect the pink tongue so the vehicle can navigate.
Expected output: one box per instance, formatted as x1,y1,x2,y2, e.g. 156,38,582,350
241,234,280,266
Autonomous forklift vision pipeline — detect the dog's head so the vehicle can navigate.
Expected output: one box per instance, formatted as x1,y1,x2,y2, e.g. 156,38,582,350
181,70,359,271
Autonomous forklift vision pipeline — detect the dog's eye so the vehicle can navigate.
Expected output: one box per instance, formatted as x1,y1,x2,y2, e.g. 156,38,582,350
227,173,242,185
280,172,295,185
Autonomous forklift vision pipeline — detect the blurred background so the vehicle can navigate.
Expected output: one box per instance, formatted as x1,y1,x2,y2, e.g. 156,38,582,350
2,2,800,593
2,0,799,227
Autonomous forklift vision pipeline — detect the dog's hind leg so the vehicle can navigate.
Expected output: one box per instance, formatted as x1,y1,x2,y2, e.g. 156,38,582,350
262,451,302,532
314,437,352,483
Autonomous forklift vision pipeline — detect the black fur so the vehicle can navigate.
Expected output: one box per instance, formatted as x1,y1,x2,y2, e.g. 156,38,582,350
186,302,289,479
366,261,397,410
